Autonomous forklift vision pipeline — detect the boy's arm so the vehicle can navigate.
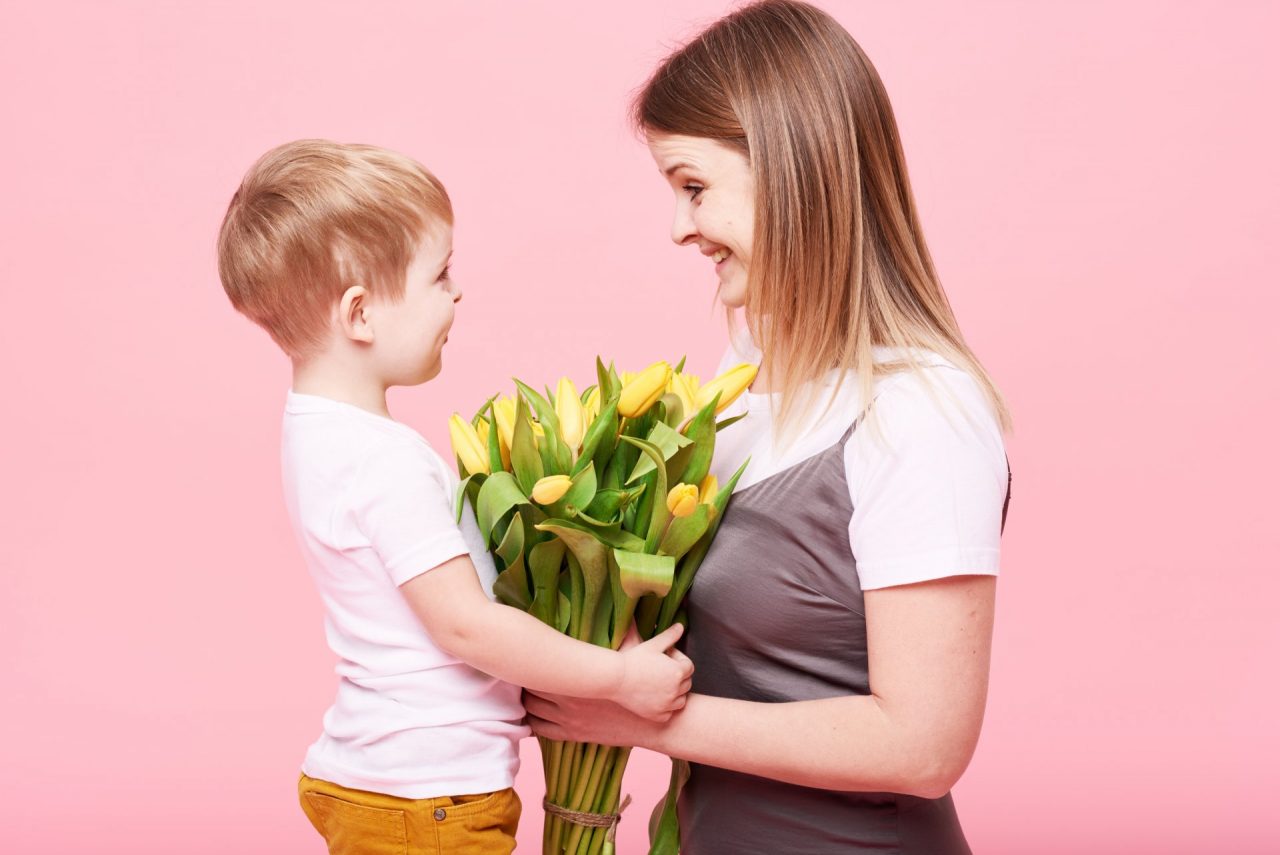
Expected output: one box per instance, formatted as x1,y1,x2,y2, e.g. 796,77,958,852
400,554,692,720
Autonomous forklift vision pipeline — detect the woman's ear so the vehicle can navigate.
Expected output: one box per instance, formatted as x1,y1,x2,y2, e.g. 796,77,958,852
338,285,374,344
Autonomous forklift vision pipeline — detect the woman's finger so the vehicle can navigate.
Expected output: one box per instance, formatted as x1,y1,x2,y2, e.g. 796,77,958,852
522,693,558,721
526,714,563,740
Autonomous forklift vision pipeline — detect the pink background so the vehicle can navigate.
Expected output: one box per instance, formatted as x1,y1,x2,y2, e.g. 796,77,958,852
3,1,1277,852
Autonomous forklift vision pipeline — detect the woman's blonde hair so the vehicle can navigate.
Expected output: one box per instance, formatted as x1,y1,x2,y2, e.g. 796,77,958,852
217,139,452,359
634,0,1010,434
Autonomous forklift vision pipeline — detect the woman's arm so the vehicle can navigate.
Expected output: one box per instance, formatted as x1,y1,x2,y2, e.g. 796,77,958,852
526,573,994,798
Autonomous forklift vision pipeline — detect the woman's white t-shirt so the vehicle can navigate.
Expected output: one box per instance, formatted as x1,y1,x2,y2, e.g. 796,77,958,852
708,336,1008,590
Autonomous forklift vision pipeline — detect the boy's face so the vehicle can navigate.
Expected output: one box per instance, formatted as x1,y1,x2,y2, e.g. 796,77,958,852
371,225,460,386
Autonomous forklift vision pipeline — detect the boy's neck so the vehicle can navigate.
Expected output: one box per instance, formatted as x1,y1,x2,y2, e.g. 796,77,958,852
292,353,392,419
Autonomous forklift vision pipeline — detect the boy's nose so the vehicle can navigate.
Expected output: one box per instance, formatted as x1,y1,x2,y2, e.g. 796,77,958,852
450,279,463,303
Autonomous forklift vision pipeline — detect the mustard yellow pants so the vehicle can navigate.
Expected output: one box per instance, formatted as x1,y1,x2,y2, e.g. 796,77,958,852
298,773,520,855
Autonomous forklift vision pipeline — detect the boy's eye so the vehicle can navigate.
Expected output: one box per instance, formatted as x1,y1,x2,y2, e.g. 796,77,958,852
683,184,704,200
436,264,452,283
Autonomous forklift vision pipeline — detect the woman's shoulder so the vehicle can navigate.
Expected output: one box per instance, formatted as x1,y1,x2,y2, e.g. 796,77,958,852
869,348,1000,436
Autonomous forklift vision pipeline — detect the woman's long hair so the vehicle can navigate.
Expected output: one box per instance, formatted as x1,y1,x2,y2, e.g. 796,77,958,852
634,0,1011,434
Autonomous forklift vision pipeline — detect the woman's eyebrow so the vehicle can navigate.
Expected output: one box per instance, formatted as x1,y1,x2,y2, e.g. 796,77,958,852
663,161,696,177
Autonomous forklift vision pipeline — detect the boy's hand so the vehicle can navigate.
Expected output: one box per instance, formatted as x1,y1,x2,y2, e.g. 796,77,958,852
611,623,694,722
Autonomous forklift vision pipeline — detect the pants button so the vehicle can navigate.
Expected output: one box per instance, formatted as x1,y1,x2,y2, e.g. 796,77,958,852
433,808,447,821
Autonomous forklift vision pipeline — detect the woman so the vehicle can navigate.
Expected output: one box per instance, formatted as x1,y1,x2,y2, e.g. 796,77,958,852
526,2,1011,852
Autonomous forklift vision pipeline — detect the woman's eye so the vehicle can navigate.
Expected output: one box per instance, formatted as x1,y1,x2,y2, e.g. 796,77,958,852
683,184,704,200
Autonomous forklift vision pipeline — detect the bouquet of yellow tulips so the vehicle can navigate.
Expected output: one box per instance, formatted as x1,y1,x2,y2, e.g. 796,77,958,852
449,357,755,855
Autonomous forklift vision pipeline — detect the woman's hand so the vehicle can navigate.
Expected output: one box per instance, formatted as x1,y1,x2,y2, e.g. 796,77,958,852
524,689,669,749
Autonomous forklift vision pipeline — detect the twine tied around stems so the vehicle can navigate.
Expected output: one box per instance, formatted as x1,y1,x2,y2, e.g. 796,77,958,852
543,794,632,842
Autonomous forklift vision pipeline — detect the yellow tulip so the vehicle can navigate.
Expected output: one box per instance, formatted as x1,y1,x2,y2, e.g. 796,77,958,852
618,361,672,418
668,372,701,418
699,474,719,505
695,363,758,414
448,413,490,476
666,483,699,518
531,474,573,505
555,377,585,449
583,386,601,426
493,396,517,450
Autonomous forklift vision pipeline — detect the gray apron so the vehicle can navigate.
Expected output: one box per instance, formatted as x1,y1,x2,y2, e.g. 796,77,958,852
680,418,1009,854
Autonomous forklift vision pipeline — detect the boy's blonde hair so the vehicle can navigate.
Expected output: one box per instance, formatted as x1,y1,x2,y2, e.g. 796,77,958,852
217,139,452,359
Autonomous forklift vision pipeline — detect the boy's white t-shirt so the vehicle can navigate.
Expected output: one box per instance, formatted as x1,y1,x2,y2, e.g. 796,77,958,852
709,334,1008,590
281,392,527,799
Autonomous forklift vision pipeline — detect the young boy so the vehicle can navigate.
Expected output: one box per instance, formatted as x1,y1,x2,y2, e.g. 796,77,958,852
217,140,691,854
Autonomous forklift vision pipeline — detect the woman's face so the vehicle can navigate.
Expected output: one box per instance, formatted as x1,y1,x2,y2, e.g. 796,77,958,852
648,134,754,308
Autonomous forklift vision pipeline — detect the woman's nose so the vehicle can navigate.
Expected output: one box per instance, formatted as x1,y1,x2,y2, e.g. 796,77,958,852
670,203,697,246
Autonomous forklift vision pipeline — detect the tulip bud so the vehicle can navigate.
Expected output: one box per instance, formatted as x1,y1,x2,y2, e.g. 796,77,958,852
493,396,517,450
583,386,601,426
448,413,490,476
531,474,573,505
695,363,758,415
699,474,719,505
618,361,672,418
669,372,701,418
555,377,585,450
666,483,699,518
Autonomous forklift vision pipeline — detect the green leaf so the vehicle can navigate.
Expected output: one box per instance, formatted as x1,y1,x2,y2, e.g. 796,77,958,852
716,412,747,432
537,520,610,641
677,395,720,487
626,421,693,485
596,357,620,402
658,504,712,562
657,392,684,428
657,457,750,631
556,591,572,633
647,759,690,855
528,539,565,626
583,488,626,521
556,514,645,552
613,549,675,599
575,397,619,477
515,378,571,473
484,400,504,474
470,393,499,424
620,436,671,554
475,471,527,545
673,355,687,373
495,510,526,568
510,395,543,494
454,473,484,522
493,554,532,609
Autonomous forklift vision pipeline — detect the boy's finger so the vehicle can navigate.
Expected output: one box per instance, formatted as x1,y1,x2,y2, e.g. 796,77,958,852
648,622,685,649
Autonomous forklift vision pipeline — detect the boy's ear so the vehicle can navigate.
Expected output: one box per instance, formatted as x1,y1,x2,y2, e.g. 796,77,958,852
338,286,374,344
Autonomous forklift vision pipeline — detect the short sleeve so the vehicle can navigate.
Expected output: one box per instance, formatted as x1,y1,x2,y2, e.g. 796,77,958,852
348,439,472,586
846,366,1008,590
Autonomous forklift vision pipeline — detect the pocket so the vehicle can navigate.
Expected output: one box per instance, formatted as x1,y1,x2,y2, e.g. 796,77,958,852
302,791,408,855
435,789,521,854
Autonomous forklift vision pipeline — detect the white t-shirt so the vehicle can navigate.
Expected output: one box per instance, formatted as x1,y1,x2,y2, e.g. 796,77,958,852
281,392,527,799
709,335,1008,590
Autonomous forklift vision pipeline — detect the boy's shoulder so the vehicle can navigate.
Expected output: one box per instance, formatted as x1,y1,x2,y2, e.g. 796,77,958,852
282,392,451,488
